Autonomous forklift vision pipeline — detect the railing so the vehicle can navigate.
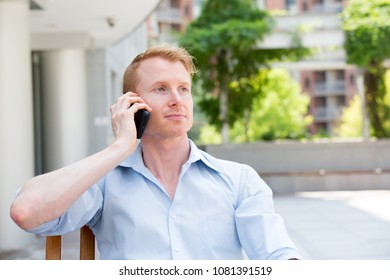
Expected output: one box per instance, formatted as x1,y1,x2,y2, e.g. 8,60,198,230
156,8,182,23
314,81,345,94
314,107,342,121
312,3,344,13
259,168,389,177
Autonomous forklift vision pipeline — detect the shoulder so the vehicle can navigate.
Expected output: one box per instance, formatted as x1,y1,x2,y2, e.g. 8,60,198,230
198,149,272,202
199,149,258,179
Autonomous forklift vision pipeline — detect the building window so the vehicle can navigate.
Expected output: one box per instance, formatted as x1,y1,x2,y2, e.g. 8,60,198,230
316,122,328,133
285,0,297,11
171,0,179,8
349,74,355,85
172,23,181,32
315,71,326,83
184,4,190,16
315,97,326,107
336,69,344,80
304,77,311,89
336,96,346,106
303,0,308,11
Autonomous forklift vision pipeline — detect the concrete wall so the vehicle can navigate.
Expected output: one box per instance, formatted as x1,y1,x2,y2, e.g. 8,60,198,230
86,23,149,154
205,139,390,193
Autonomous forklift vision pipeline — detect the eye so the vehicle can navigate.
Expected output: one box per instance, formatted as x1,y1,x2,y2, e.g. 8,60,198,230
179,86,190,94
153,86,168,94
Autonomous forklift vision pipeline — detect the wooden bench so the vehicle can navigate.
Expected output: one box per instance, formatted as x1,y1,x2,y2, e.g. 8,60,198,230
45,225,95,260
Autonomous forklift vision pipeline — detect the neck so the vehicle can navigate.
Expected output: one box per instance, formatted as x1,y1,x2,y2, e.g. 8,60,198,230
140,135,190,199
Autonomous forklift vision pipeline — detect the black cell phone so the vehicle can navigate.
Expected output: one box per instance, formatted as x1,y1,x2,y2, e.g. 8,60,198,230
134,109,150,139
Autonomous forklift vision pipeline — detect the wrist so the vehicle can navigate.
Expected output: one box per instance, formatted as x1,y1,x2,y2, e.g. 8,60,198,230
110,138,137,161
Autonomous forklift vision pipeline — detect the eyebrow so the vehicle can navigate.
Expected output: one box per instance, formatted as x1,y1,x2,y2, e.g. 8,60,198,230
150,81,191,87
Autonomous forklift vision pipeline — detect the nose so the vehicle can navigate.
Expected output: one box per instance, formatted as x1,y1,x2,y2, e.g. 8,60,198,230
168,90,182,107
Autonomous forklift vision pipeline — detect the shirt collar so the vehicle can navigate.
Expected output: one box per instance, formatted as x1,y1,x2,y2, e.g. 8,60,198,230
118,139,222,174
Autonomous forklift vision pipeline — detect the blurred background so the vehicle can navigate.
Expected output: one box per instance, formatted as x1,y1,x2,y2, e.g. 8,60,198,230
1,0,389,259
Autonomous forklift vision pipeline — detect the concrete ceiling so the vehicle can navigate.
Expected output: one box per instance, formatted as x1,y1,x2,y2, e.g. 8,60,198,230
29,0,161,50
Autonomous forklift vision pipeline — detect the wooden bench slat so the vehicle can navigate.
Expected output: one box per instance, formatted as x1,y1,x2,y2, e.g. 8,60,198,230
45,225,95,260
45,235,61,260
80,226,95,260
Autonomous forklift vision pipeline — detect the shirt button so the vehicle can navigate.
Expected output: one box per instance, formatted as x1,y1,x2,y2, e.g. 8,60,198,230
171,214,177,220
175,247,180,252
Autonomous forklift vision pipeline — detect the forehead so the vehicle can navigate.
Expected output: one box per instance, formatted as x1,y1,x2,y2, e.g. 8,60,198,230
137,57,191,82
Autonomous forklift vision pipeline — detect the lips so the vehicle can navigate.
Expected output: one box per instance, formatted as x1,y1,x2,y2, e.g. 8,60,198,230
165,113,186,120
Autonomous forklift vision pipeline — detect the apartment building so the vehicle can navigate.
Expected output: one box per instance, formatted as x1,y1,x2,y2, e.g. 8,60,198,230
259,0,356,135
151,0,357,136
148,0,194,45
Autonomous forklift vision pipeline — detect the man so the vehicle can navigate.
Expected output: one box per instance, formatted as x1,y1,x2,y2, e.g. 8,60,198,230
10,44,301,260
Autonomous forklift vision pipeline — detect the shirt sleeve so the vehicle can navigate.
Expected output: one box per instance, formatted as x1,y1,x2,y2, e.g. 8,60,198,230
235,165,302,260
27,183,103,236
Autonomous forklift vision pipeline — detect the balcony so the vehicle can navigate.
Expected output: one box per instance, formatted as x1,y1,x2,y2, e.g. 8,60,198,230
156,7,182,24
314,80,345,96
314,107,343,121
258,13,344,50
312,3,344,14
272,13,342,32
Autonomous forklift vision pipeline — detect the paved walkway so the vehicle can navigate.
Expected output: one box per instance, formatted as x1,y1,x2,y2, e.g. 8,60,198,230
274,190,390,260
2,190,390,260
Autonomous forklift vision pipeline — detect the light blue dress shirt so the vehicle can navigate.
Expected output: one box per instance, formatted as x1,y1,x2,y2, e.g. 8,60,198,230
30,140,301,260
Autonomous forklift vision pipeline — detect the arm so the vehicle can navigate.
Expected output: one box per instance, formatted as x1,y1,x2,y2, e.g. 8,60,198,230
10,142,131,231
10,92,151,231
235,165,302,260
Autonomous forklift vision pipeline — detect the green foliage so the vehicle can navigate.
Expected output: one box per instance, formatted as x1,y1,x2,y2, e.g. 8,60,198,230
386,69,390,103
334,95,363,138
342,0,390,138
342,0,390,67
230,69,312,142
364,65,390,137
197,125,222,145
196,69,313,143
383,69,390,132
179,0,309,138
334,70,390,139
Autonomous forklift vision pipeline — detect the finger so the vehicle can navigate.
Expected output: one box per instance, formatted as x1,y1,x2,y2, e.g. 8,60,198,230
123,91,139,97
114,95,142,111
129,101,153,113
111,92,152,114
122,95,153,112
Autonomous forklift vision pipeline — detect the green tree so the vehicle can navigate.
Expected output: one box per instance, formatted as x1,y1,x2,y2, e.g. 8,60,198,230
334,95,363,138
342,0,390,138
197,69,312,144
179,0,308,143
230,69,312,142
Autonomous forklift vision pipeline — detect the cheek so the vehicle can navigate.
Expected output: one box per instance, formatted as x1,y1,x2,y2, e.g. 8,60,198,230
188,102,193,116
143,97,160,112
185,94,193,107
187,103,194,127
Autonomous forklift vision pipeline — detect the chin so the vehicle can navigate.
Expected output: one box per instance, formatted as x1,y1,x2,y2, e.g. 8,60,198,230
170,130,188,138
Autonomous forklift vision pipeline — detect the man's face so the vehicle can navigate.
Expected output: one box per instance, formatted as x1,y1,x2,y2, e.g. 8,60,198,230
136,57,193,139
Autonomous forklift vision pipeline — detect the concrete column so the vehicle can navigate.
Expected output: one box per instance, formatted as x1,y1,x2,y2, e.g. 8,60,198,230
0,0,35,249
40,49,88,172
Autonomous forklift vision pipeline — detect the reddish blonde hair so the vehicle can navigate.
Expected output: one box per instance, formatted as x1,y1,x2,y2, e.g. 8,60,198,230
122,44,197,93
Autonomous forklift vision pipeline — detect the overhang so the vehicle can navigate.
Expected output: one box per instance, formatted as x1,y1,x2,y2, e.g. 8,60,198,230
30,0,161,50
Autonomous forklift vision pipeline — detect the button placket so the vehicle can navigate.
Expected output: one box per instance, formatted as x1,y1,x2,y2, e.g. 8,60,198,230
168,200,182,258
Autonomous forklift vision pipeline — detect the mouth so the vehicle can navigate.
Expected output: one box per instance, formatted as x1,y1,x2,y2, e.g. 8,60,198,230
165,113,186,120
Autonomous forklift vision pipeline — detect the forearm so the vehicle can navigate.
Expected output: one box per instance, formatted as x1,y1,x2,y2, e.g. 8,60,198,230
10,141,133,230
